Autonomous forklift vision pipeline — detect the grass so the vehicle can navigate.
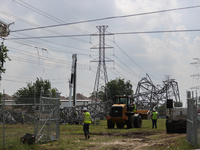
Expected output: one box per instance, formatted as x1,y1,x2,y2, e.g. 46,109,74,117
0,119,199,150
170,136,197,150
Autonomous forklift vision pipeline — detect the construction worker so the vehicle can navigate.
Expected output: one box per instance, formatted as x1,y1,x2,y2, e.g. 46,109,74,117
82,107,91,139
151,109,159,129
132,103,137,113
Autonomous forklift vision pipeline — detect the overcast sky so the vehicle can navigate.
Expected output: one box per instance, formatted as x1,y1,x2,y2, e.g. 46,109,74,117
1,0,200,106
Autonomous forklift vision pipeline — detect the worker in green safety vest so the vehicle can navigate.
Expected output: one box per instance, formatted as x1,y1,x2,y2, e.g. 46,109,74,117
151,109,159,129
82,107,91,139
132,103,137,113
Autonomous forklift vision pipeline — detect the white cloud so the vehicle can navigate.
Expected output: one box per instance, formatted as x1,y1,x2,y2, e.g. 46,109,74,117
0,0,200,106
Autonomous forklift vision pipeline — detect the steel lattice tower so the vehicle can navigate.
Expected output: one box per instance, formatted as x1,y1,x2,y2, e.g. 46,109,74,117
91,25,113,102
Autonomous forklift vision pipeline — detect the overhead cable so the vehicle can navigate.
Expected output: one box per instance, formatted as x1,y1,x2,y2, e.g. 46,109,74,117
114,42,159,81
6,29,200,40
0,10,90,44
10,5,200,33
13,0,89,34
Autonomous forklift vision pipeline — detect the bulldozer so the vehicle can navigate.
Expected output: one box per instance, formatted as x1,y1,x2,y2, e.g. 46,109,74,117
107,95,142,129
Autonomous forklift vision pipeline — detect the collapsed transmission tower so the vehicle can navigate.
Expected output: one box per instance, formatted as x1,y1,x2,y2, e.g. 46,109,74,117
134,74,180,109
134,74,160,109
90,25,113,102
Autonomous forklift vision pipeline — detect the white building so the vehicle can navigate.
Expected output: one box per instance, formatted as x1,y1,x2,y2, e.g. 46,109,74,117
60,93,102,108
60,93,90,108
2,93,102,109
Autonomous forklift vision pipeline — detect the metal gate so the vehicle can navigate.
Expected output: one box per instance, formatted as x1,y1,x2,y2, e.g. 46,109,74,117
186,91,200,146
34,96,60,143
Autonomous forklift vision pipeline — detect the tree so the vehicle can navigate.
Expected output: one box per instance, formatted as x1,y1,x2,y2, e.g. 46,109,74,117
12,78,58,111
91,78,133,101
106,78,133,99
51,88,59,98
0,42,11,80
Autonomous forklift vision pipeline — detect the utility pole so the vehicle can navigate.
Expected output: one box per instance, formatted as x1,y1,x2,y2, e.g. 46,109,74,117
90,25,113,103
68,54,77,107
73,54,77,106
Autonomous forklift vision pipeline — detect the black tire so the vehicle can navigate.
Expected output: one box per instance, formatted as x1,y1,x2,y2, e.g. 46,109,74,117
134,115,142,128
127,115,134,129
116,123,124,129
166,126,173,133
107,120,115,129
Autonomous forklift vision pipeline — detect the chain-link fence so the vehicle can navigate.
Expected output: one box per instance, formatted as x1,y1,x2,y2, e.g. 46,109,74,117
34,96,60,143
0,90,60,149
0,90,35,149
186,91,200,146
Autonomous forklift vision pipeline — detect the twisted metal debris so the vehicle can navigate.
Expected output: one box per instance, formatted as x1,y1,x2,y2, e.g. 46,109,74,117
134,74,180,109
0,101,112,125
60,101,112,124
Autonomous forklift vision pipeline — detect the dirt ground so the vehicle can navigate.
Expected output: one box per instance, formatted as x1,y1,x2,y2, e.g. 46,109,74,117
85,131,186,150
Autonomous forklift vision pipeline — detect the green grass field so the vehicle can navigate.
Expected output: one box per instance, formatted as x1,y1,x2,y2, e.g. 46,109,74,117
0,119,199,150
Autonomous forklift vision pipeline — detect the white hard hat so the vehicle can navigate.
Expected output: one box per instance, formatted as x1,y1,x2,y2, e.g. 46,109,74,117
153,109,156,111
83,107,87,111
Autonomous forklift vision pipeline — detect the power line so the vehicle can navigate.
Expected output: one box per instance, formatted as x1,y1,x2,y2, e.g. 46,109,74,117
9,55,70,68
109,68,127,80
6,29,200,40
0,10,90,44
2,74,73,82
8,45,96,68
15,32,93,53
114,42,160,82
57,0,90,19
9,49,71,65
10,5,200,33
2,78,27,83
114,42,147,73
13,0,89,34
108,68,138,86
7,36,93,56
9,53,94,69
41,0,89,24
114,55,142,78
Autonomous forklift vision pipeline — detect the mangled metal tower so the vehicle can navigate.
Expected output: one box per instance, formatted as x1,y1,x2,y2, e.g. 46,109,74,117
134,74,180,109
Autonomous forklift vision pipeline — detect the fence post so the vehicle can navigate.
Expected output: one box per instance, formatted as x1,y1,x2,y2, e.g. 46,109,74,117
3,89,5,149
34,89,36,136
195,90,198,145
56,92,60,139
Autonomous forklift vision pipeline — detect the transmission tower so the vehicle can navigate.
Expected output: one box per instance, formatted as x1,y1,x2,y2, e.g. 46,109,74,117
90,25,113,102
190,58,200,90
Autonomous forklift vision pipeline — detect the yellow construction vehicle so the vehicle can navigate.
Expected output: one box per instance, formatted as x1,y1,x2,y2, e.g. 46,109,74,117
107,95,142,129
